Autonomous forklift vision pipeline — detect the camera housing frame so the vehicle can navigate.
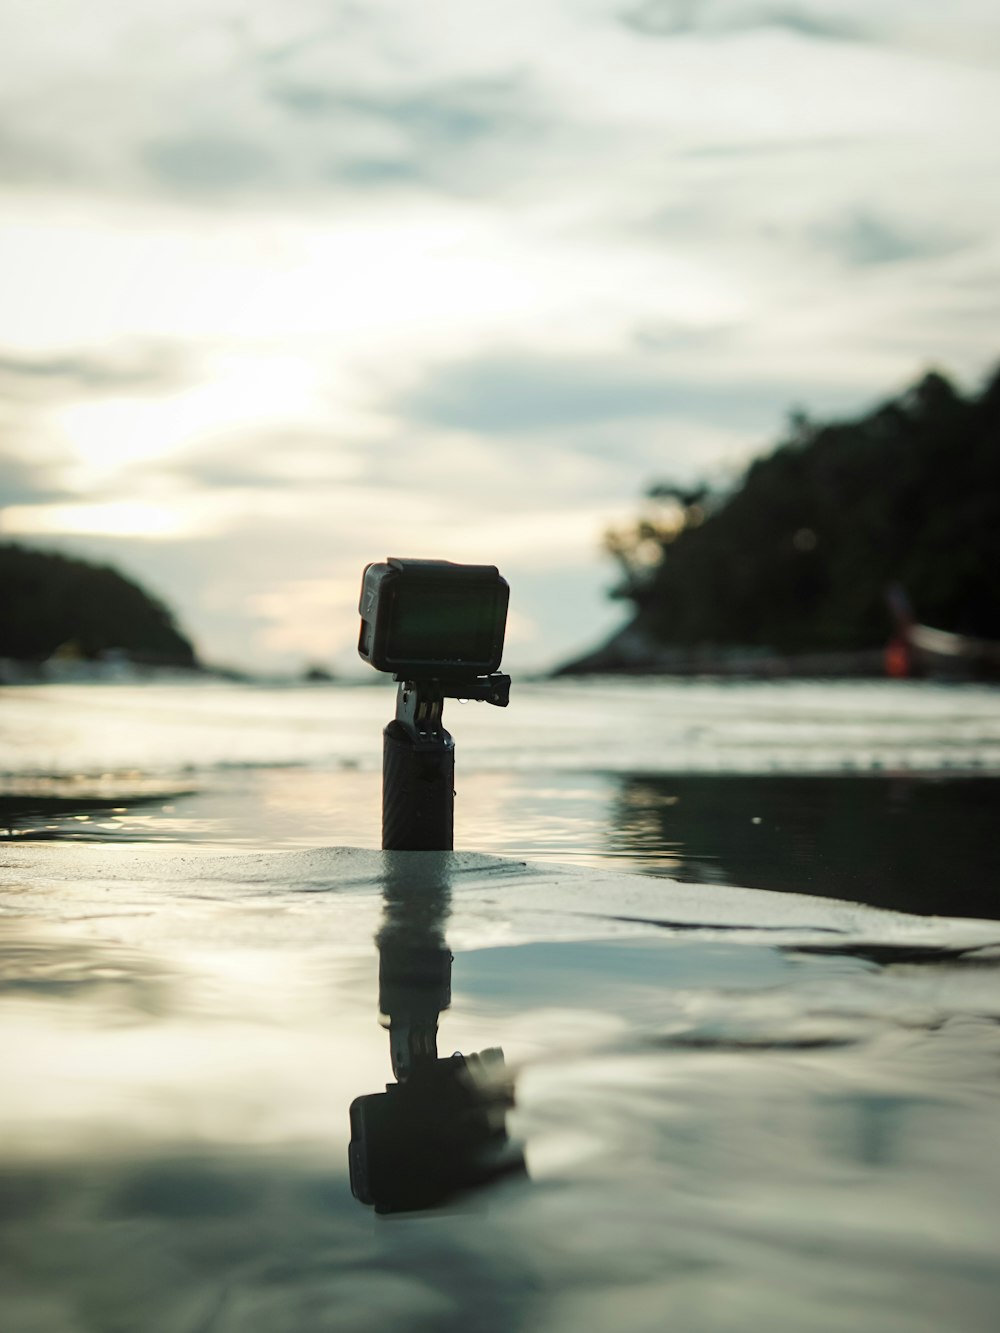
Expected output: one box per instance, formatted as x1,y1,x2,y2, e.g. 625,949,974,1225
358,557,509,679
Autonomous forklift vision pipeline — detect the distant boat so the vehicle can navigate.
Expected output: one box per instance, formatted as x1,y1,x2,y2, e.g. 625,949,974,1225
884,584,1000,679
907,622,1000,672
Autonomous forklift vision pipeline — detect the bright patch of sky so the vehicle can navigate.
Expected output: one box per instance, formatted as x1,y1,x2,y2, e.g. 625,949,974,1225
1,0,998,671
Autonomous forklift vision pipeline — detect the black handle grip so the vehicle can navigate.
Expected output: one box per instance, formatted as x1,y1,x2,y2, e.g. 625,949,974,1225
382,721,455,850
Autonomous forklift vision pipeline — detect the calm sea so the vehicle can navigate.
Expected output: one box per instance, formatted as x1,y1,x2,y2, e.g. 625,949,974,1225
2,678,1000,1332
3,676,999,917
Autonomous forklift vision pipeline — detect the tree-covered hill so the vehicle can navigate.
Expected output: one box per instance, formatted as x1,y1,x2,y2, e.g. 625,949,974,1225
562,365,1000,673
0,544,199,668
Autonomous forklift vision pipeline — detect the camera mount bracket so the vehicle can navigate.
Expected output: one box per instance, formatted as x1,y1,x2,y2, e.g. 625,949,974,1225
392,673,510,746
381,673,511,849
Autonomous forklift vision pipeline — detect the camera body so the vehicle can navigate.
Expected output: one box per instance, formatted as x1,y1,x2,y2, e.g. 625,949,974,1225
358,558,509,679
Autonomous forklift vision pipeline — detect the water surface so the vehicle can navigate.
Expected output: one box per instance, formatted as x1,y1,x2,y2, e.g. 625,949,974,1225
2,846,999,1332
2,679,1000,1330
3,678,998,918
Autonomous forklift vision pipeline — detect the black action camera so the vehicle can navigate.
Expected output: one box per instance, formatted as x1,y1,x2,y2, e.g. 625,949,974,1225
358,558,509,678
360,556,511,850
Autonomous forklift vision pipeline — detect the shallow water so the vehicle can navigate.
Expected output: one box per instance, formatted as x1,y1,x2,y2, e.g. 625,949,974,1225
2,679,999,918
2,846,1000,1332
2,680,1000,1330
4,677,1000,780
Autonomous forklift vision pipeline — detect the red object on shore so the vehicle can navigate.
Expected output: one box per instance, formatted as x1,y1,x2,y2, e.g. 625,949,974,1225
884,635,912,679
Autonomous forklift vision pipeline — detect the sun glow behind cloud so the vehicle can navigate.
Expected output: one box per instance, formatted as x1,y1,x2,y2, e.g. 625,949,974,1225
2,501,196,540
54,357,325,472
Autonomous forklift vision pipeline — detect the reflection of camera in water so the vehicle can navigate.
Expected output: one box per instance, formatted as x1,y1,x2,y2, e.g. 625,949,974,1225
349,1049,525,1215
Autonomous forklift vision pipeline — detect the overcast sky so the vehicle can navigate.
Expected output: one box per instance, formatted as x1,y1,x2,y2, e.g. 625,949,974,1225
2,0,999,672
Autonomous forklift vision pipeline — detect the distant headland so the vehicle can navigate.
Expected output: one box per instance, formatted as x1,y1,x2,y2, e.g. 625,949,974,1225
0,543,199,678
558,364,1000,678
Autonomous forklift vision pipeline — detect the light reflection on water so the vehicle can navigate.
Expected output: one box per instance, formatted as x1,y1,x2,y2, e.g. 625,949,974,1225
2,681,1000,1328
5,766,999,921
2,679,999,923
3,678,1000,780
2,845,1000,1331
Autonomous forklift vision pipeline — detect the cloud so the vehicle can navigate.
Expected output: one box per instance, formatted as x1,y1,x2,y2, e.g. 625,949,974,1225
271,77,526,141
0,0,552,205
99,71,548,203
0,455,72,508
267,74,546,194
618,0,1000,65
672,136,856,162
0,0,994,219
0,346,190,401
159,429,362,492
396,352,832,437
0,125,82,186
808,211,969,267
620,1,867,42
0,344,201,520
141,136,276,192
326,157,423,187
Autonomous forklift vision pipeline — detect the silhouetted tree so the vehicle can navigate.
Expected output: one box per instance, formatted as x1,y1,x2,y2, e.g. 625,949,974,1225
0,544,199,667
602,365,1000,653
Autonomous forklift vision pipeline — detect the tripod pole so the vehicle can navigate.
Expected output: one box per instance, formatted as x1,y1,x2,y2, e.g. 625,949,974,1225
382,681,455,851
